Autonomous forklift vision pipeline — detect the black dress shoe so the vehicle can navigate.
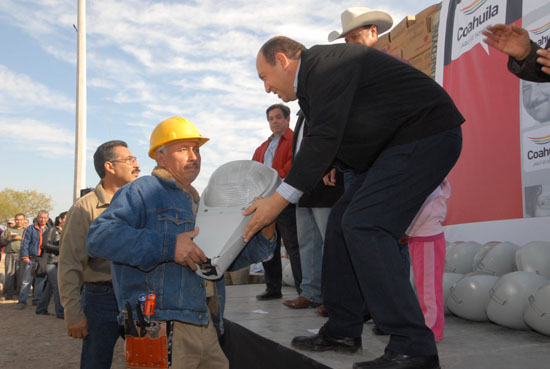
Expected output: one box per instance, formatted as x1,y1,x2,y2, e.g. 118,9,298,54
353,350,440,369
291,326,362,354
372,325,388,336
256,290,282,301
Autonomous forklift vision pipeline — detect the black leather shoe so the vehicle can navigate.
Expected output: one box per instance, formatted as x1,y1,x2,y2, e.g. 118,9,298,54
256,290,282,301
291,326,362,354
353,350,440,369
372,325,388,336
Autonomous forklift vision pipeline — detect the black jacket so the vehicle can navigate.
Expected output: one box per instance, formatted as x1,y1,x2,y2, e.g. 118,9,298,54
508,40,550,82
292,111,344,208
285,44,464,193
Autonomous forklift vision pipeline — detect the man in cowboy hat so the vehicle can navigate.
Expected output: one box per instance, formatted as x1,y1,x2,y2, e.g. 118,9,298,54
328,7,392,45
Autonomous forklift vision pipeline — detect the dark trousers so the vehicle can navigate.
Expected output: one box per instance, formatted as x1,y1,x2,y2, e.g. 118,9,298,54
81,283,120,369
322,127,462,356
2,253,20,298
263,204,302,294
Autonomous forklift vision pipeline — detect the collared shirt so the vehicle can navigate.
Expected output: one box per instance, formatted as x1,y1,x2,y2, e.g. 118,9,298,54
263,134,281,168
58,182,114,326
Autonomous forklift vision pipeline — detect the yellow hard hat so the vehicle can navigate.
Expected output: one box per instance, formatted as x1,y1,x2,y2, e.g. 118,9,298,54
148,116,209,159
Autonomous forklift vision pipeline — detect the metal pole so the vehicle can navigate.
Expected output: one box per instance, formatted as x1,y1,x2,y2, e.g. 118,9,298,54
73,0,87,202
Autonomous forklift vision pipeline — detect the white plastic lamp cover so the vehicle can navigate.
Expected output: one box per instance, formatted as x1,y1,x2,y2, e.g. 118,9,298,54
516,241,550,279
446,241,464,251
486,271,548,330
476,242,520,276
193,160,281,280
445,241,482,274
472,241,500,271
443,272,464,315
447,272,498,321
524,282,550,336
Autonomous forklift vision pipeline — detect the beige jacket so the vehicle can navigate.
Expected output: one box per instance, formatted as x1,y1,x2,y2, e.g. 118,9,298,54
58,183,113,326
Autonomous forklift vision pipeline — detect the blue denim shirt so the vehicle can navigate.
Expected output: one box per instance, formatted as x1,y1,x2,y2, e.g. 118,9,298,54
86,172,276,332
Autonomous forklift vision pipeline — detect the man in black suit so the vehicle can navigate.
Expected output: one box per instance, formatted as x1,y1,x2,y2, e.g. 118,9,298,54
244,36,464,369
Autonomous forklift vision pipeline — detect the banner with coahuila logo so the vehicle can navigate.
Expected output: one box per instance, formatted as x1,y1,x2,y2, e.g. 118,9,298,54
519,1,550,218
436,0,550,229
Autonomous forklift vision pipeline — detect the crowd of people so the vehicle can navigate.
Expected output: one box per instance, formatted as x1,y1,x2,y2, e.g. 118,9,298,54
1,210,67,319
1,5,548,369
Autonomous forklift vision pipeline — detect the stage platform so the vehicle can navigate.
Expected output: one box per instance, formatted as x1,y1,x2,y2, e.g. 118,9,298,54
222,284,550,369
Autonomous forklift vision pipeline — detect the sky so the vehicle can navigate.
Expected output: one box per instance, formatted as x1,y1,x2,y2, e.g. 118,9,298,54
0,0,440,219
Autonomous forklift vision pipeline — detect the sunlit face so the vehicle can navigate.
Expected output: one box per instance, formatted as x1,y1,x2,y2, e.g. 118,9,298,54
156,140,201,190
256,52,297,102
14,215,25,229
268,107,290,137
522,80,550,123
110,146,141,186
37,213,49,227
344,26,377,47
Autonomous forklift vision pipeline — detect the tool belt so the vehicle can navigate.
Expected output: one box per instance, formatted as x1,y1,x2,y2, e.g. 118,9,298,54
124,294,173,368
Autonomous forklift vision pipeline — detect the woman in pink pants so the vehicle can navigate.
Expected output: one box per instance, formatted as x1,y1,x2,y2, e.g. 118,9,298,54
405,179,451,342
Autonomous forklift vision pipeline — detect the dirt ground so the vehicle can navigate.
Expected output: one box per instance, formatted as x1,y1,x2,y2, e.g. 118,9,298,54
0,258,127,369
0,259,263,369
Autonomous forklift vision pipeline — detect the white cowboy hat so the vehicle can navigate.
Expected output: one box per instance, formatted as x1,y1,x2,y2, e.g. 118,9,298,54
328,7,393,42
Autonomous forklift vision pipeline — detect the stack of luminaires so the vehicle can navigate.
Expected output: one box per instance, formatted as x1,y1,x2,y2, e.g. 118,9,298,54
516,241,550,278
447,272,498,321
524,282,550,335
476,242,520,276
443,272,464,315
486,271,548,330
472,241,500,271
445,241,481,274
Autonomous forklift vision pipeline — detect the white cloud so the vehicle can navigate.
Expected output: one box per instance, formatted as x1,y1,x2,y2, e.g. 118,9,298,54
44,44,76,64
0,65,74,112
0,0,440,216
0,117,74,158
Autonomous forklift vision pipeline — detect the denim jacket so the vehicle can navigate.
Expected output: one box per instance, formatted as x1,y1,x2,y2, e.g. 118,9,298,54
86,168,276,332
20,224,46,258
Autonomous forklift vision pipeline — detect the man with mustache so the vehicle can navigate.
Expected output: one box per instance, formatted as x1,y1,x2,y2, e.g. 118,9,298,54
87,116,276,369
59,140,140,369
522,79,550,124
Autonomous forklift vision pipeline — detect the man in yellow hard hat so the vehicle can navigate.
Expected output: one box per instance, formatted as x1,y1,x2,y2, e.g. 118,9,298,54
87,116,277,369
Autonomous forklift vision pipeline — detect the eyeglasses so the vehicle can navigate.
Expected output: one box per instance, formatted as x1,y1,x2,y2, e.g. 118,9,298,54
111,156,138,166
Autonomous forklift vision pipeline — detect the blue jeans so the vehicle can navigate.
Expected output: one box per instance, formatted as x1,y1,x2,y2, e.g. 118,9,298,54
296,206,330,303
80,283,120,369
36,263,64,317
17,260,46,305
263,205,302,294
322,127,462,356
